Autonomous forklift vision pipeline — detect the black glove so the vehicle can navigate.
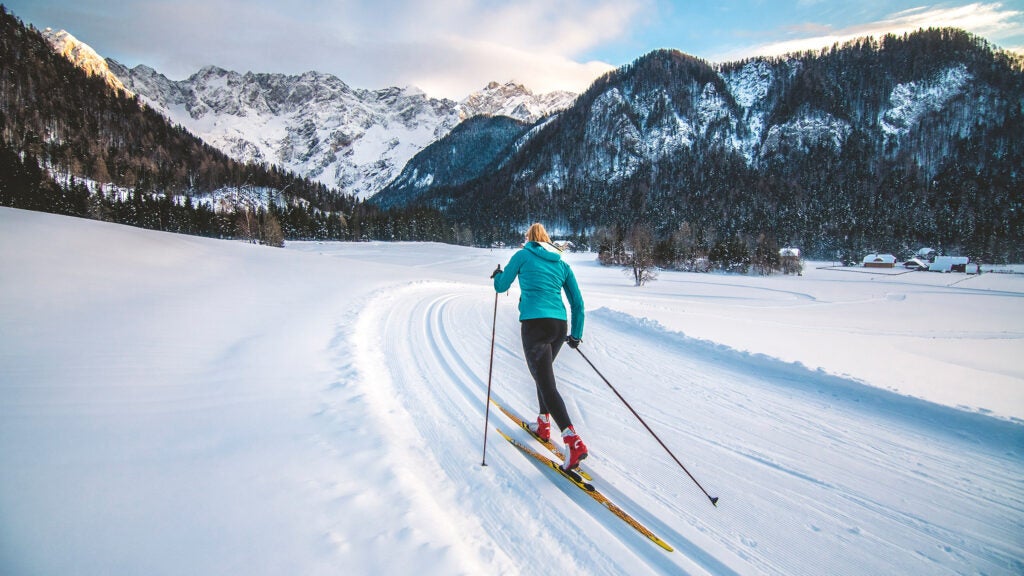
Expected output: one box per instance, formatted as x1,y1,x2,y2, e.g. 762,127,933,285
566,336,581,349
490,265,502,279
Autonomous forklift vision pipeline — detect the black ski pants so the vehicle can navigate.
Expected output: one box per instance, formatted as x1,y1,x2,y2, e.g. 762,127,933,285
521,318,572,432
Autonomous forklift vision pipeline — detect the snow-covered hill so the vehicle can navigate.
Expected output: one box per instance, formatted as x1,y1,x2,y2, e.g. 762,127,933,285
2,207,1021,575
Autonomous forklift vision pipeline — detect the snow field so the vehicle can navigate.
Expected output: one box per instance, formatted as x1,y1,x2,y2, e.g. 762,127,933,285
1,207,1021,575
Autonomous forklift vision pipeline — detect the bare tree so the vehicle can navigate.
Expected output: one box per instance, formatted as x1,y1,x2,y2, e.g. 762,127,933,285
234,209,258,243
595,224,625,266
625,224,658,286
752,233,781,276
262,212,285,247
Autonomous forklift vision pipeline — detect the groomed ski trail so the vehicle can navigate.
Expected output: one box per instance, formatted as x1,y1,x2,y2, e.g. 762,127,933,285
345,280,1023,576
349,282,709,575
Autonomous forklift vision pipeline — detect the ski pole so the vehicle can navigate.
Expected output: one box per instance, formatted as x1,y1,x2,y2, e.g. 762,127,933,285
480,289,500,467
574,347,719,507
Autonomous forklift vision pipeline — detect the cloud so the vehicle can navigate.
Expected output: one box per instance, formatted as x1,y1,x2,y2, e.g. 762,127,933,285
400,36,617,98
311,0,639,96
6,0,641,97
715,2,1024,61
115,0,643,98
470,0,648,56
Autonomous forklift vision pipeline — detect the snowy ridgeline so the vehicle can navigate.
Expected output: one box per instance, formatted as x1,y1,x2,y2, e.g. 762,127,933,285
1,208,1021,575
45,26,578,201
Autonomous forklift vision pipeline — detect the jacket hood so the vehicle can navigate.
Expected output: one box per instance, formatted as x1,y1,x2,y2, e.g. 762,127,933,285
525,241,563,262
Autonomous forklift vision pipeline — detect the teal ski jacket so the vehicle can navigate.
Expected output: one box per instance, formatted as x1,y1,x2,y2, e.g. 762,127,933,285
493,241,585,340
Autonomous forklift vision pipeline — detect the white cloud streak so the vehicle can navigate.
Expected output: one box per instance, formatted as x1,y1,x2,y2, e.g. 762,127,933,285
715,2,1024,61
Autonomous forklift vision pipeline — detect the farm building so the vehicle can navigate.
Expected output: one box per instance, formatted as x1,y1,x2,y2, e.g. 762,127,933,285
929,256,978,273
903,258,930,270
863,253,897,268
779,247,803,275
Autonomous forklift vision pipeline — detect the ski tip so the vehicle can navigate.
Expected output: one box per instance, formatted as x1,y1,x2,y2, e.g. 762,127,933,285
710,496,719,507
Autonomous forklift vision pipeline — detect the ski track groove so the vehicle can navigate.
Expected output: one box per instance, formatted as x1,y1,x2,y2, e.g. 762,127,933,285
352,281,1024,576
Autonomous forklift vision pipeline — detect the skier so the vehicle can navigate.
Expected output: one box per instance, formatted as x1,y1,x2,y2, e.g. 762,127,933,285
492,222,588,471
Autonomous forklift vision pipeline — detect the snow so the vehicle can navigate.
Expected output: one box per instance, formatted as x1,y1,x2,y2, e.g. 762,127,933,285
881,64,972,139
762,111,852,154
697,83,730,124
722,61,774,110
1,207,1021,575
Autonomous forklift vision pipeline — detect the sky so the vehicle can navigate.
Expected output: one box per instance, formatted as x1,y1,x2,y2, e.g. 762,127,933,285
6,0,1024,99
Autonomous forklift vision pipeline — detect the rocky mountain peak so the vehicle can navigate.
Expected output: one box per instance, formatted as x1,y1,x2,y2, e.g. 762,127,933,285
42,28,132,96
458,80,576,123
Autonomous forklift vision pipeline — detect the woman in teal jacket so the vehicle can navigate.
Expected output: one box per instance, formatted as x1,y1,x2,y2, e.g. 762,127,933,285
492,223,588,471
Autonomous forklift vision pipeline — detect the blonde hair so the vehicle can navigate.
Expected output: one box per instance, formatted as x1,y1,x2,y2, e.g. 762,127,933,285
525,223,551,243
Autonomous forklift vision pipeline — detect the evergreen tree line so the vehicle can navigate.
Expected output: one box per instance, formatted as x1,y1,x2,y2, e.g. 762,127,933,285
559,222,801,279
0,134,462,244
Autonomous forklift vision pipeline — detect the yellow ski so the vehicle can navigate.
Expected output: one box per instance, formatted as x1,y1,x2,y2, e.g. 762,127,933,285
496,426,674,552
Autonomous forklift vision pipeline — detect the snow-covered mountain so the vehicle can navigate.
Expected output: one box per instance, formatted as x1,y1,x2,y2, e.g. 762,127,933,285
40,28,576,200
106,62,456,199
372,31,1024,261
119,66,574,199
33,22,1022,261
459,81,576,122
374,115,532,209
384,47,981,208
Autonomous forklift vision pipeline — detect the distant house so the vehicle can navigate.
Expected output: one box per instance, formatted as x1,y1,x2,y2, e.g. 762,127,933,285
929,256,977,273
779,247,803,275
916,247,937,261
863,253,897,268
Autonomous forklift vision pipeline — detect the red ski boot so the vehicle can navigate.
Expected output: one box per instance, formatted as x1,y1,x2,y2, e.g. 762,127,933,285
561,427,588,471
528,414,551,442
